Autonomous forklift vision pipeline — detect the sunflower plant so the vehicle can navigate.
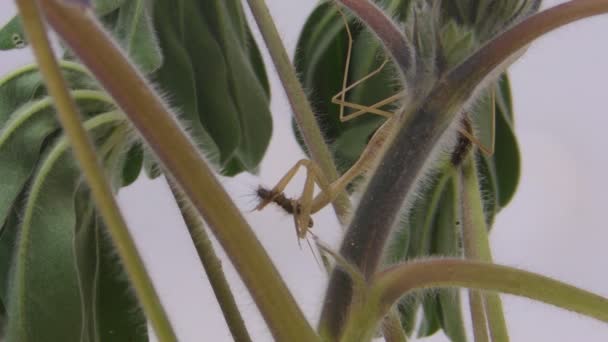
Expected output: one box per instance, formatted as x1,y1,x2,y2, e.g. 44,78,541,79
0,0,607,341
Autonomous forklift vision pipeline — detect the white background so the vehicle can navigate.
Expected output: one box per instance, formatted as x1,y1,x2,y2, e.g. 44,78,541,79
1,0,608,341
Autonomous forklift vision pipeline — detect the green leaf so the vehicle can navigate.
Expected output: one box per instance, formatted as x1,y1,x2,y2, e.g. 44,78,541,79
296,1,522,213
493,76,520,207
96,218,148,342
472,74,520,212
94,0,126,16
387,171,452,338
5,112,123,341
395,298,418,336
222,0,247,45
114,0,163,74
151,0,221,171
121,142,144,187
153,0,241,167
151,0,271,175
0,16,26,50
294,2,351,145
0,89,113,229
335,28,396,171
0,203,21,304
433,179,467,342
196,0,272,171
74,190,147,342
0,64,48,125
476,152,499,226
73,195,97,342
246,28,271,97
417,295,441,337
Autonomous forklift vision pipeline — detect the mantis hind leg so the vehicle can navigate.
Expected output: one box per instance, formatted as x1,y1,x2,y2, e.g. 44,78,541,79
331,4,402,122
459,86,497,156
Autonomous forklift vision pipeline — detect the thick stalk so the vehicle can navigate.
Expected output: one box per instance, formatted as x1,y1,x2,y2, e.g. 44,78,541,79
14,0,177,340
460,155,509,342
168,182,252,342
376,259,608,322
37,2,318,341
340,259,608,341
244,0,351,221
320,1,608,338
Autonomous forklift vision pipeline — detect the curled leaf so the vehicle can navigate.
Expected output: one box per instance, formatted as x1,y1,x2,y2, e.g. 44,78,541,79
6,112,124,341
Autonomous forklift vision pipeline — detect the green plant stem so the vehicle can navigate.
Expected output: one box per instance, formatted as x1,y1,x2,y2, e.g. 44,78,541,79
468,291,490,342
321,1,608,338
340,258,608,341
168,182,252,342
14,1,177,341
37,2,318,341
459,155,509,342
382,309,407,342
244,0,351,221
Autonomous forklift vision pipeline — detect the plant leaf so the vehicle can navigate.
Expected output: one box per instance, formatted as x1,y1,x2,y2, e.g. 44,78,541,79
95,216,148,341
74,190,148,342
0,203,21,305
294,2,351,148
150,0,271,175
5,112,123,341
121,142,144,187
294,1,521,206
417,295,441,337
150,0,222,174
94,0,125,16
196,0,272,172
433,179,467,342
0,88,112,230
113,0,162,74
246,27,270,97
0,16,27,50
492,75,520,207
153,0,240,168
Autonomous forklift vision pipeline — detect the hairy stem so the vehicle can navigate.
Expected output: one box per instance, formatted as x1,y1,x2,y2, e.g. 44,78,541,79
341,259,608,341
244,0,351,221
168,182,252,342
336,0,412,77
376,259,608,323
381,308,408,342
37,1,318,341
468,292,490,342
321,1,608,338
14,0,177,340
460,155,509,342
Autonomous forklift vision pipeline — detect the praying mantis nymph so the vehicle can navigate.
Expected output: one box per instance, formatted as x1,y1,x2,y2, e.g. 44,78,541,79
256,4,496,242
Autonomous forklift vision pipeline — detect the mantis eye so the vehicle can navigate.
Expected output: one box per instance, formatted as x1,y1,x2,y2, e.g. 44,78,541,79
11,33,25,49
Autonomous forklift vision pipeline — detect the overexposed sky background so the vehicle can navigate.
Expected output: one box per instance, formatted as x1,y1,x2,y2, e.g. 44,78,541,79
1,1,608,341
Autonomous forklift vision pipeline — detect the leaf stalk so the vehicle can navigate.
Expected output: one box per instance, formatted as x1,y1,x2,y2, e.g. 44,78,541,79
168,183,252,342
35,1,318,340
321,1,608,338
459,155,509,342
244,0,351,221
14,0,177,340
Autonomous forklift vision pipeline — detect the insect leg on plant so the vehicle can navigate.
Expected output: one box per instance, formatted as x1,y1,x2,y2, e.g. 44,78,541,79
459,87,497,157
256,7,401,240
257,3,496,240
